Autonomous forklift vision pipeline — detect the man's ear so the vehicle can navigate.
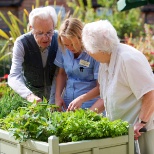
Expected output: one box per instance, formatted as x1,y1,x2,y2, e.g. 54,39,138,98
29,25,33,30
27,23,32,32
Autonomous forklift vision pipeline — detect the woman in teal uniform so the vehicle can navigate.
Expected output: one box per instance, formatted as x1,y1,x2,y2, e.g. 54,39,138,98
54,18,104,112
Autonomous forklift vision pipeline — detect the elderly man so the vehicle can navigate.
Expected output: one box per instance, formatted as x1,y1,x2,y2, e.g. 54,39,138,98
8,6,59,103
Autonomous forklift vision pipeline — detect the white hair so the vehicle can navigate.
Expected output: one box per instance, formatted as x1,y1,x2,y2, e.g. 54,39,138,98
82,20,120,53
29,6,57,28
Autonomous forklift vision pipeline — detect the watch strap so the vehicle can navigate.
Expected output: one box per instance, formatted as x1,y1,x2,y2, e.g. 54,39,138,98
139,118,147,124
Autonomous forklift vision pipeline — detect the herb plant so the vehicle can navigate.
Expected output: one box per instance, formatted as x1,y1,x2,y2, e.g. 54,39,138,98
0,101,129,143
0,86,28,118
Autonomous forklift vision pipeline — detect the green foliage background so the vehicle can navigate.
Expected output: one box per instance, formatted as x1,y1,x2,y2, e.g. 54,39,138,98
67,0,143,38
0,0,144,76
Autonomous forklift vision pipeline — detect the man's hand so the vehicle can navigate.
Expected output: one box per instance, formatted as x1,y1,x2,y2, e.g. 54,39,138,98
26,93,42,103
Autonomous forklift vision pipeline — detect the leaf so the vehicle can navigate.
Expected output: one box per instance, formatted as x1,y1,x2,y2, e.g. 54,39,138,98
0,29,9,40
0,12,12,29
8,11,24,26
36,130,43,138
23,9,29,17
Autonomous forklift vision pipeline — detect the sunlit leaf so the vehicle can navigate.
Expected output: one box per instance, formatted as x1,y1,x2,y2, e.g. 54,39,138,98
0,29,9,40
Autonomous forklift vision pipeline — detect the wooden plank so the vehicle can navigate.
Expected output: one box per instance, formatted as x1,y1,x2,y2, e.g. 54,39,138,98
0,129,18,143
23,148,33,154
59,135,128,153
17,143,22,154
48,136,60,154
128,126,134,154
22,148,47,154
21,140,48,153
0,130,48,153
0,140,18,154
100,144,127,154
92,147,99,154
0,127,134,154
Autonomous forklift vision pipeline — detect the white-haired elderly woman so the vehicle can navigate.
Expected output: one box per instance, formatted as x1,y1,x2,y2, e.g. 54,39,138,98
82,20,154,154
8,6,59,103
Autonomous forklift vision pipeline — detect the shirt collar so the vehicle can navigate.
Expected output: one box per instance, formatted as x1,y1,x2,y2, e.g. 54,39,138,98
39,45,50,53
107,48,118,80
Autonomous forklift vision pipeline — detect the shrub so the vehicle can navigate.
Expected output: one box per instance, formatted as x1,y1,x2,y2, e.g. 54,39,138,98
124,24,154,71
0,85,29,118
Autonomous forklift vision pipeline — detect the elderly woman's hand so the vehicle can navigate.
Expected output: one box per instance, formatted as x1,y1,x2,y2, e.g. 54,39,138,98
134,122,146,140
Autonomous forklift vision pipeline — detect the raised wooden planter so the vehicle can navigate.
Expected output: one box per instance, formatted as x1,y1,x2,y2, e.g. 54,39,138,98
0,127,134,154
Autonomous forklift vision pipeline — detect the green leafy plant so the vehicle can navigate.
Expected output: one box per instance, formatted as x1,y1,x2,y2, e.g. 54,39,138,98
67,0,144,39
0,86,29,118
0,101,129,143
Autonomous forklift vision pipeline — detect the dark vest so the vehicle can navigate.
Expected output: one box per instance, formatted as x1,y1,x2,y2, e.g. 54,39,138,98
21,32,58,99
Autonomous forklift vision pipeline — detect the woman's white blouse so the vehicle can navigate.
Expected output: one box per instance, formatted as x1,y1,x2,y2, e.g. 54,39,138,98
98,43,154,131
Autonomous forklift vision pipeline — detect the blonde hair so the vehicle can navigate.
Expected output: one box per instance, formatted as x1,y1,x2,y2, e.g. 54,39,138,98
58,18,84,51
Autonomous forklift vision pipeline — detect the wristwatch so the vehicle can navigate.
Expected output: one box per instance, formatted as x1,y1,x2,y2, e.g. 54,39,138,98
138,118,147,124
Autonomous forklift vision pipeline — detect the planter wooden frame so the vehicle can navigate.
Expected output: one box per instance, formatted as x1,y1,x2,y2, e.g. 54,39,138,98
0,126,134,154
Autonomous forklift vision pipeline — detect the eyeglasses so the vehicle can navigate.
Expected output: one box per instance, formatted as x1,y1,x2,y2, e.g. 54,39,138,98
33,30,54,38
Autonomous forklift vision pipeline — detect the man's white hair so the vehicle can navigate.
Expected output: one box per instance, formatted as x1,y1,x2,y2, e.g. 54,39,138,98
29,6,57,28
82,20,120,53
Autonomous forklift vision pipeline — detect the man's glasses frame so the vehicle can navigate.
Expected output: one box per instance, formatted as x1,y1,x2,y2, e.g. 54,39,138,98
33,29,54,38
